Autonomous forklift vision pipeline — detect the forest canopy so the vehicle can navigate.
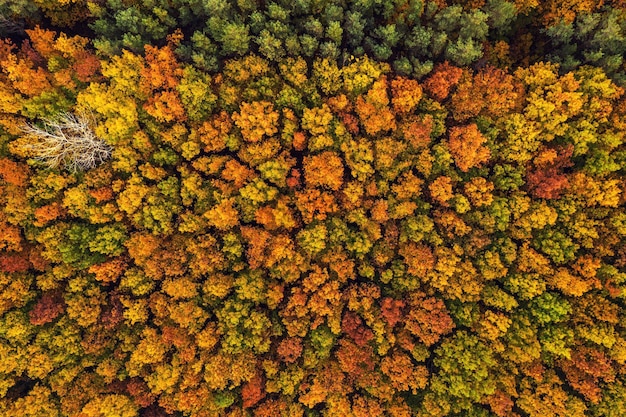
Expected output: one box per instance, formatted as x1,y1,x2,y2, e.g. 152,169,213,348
1,1,626,416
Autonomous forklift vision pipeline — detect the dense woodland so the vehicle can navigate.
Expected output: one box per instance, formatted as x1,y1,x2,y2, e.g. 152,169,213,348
1,1,626,416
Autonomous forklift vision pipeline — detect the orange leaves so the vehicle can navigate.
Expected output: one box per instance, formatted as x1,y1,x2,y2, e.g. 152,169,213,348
0,251,31,273
89,258,127,284
282,266,341,336
254,398,299,417
29,290,65,326
306,268,343,330
517,370,587,417
125,378,157,408
222,159,255,188
233,101,280,143
380,350,429,394
446,123,491,172
72,50,101,83
242,374,266,408
1,28,100,104
352,395,387,417
374,138,406,176
298,363,348,408
239,226,273,270
295,189,339,224
400,115,433,149
141,45,186,122
335,338,375,382
464,177,494,207
423,62,463,101
33,202,67,227
292,131,307,151
5,33,626,417
0,36,51,97
436,209,471,242
193,111,232,152
204,198,240,231
24,27,56,60
162,278,199,301
429,176,454,206
476,310,512,340
88,186,115,204
485,390,516,417
392,172,423,200
303,151,344,191
451,66,524,121
35,27,100,81
391,76,423,114
341,311,374,347
281,288,310,337
527,145,573,199
2,57,51,98
355,76,396,136
323,250,356,284
548,267,599,297
0,158,29,187
141,45,183,91
255,198,297,230
404,291,455,346
380,297,405,328
145,90,187,123
370,199,390,223
277,337,303,363
0,218,22,252
185,234,225,277
126,234,187,280
560,346,616,403
399,242,435,277
539,0,602,25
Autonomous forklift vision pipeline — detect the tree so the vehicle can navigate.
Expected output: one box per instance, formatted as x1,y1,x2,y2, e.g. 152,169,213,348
20,112,112,172
446,123,491,172
233,102,280,144
303,151,344,191
391,76,423,114
422,61,463,101
527,144,574,199
451,66,523,121
429,331,497,412
403,291,455,346
219,22,251,56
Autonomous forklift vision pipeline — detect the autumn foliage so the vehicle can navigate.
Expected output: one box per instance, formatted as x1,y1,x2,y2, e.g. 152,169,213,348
1,3,626,417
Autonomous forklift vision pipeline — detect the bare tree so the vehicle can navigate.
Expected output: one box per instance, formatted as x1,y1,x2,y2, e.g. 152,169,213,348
21,112,112,172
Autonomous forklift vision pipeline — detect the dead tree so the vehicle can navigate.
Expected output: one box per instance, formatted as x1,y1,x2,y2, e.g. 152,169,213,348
21,112,112,172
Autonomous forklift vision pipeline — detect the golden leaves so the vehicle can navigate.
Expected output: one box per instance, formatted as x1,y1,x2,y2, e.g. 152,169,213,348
302,151,344,192
446,123,491,172
233,101,279,143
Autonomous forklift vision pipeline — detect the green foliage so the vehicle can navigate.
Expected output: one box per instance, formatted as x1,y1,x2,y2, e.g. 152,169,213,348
545,7,626,85
430,331,497,411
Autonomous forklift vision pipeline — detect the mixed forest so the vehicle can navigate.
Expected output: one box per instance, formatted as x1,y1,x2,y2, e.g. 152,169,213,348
2,0,626,416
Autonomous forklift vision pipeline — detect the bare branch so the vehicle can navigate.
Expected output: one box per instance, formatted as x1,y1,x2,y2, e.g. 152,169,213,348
20,112,112,172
